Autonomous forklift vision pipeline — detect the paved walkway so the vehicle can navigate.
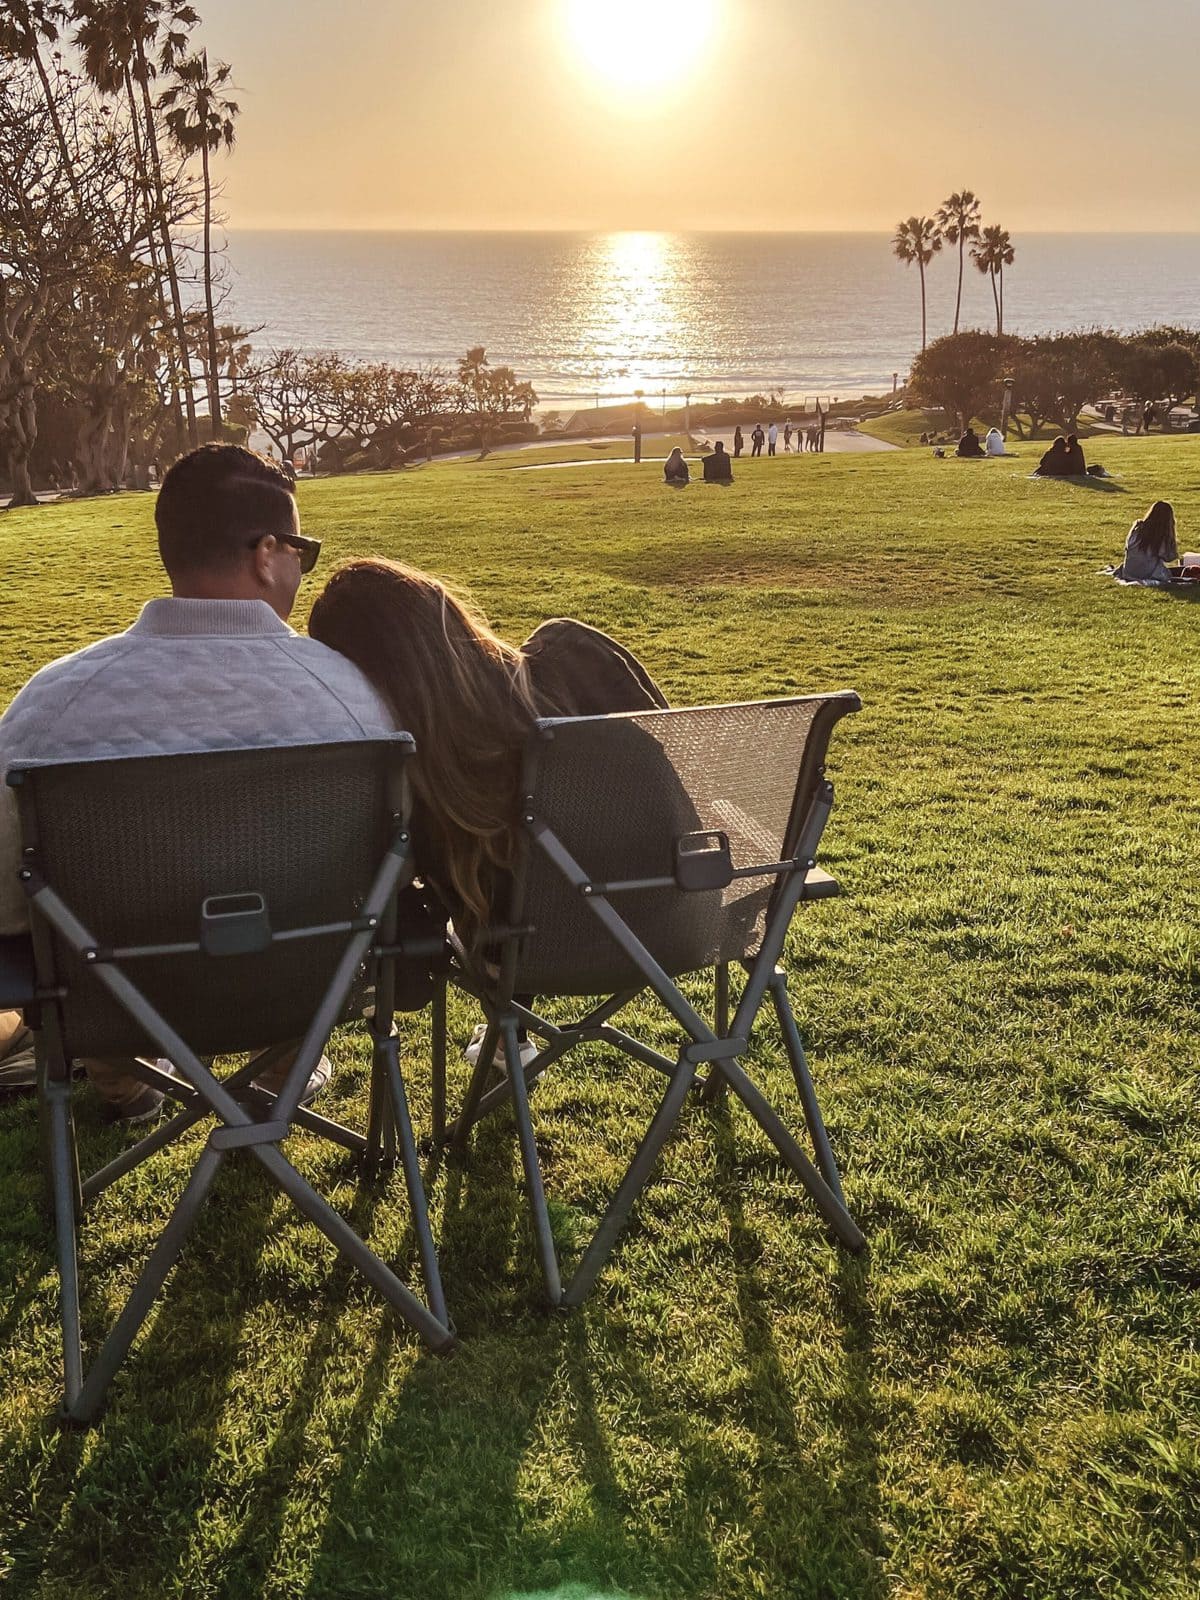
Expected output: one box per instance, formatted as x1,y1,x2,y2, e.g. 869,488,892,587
511,430,898,470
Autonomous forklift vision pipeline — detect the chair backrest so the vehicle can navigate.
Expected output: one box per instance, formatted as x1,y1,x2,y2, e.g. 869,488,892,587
508,694,859,995
10,737,413,1060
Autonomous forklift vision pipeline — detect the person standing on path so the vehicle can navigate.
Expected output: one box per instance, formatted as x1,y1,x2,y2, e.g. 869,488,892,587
632,419,642,464
751,423,765,457
733,424,744,458
783,421,793,453
767,421,778,456
1143,401,1155,435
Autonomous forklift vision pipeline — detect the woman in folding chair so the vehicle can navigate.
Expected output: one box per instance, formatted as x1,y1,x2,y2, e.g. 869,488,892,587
309,559,865,1313
309,559,668,1067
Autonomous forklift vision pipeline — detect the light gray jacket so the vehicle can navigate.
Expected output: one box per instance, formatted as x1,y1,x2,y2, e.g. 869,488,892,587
0,598,395,934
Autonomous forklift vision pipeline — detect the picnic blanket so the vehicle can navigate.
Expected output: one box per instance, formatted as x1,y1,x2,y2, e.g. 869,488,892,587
1101,565,1200,592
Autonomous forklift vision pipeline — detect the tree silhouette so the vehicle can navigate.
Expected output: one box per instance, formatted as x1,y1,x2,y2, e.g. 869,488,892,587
892,216,943,351
73,0,201,446
936,190,982,335
971,225,1015,335
160,49,237,436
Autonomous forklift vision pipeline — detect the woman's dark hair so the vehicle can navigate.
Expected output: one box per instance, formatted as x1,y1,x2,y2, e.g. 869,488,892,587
308,559,538,931
1132,500,1176,558
156,444,296,577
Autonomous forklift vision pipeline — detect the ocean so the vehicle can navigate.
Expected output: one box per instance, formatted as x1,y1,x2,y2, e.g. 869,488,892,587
224,231,1200,411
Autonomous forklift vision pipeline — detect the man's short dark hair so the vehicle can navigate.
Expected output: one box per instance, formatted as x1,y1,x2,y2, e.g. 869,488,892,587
156,444,297,576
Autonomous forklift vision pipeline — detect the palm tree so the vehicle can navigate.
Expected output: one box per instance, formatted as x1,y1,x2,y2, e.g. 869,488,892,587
892,216,943,351
936,190,982,335
0,3,82,202
160,49,237,437
970,225,1016,335
73,0,201,447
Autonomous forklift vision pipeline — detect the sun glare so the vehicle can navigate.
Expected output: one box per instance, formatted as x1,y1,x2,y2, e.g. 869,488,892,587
562,0,719,97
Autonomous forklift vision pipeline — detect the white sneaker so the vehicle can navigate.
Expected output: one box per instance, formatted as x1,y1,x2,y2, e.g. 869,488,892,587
464,1023,539,1074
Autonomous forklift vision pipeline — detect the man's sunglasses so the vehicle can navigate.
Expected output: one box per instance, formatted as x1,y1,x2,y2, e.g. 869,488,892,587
249,531,322,574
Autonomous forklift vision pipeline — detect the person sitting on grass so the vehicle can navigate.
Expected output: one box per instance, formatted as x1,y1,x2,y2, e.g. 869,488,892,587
956,426,985,458
664,446,689,486
308,559,668,1071
1063,434,1088,475
0,444,395,1113
1035,437,1070,476
1119,500,1178,582
985,427,1007,456
702,441,733,483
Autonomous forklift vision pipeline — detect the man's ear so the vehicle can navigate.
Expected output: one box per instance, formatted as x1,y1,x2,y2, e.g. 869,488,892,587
251,536,276,586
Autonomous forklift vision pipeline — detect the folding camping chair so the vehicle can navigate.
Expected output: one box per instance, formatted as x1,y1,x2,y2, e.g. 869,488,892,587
437,694,867,1308
7,736,454,1427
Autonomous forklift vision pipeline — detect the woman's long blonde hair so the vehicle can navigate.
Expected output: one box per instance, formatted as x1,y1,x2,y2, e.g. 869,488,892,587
308,558,539,932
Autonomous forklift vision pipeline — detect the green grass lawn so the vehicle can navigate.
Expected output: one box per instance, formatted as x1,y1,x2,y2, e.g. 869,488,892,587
1,440,1198,1600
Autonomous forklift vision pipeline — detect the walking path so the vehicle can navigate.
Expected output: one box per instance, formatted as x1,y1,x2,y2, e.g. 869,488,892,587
511,432,898,470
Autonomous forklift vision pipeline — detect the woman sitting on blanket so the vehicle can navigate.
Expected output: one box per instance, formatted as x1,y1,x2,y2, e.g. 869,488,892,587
1120,501,1178,583
663,446,690,486
308,559,667,940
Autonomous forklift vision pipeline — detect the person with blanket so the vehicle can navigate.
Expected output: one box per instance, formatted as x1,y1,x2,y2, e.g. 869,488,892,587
1120,501,1178,582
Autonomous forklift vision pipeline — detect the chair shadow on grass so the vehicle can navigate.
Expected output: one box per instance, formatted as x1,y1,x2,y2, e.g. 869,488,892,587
4,1045,887,1600
706,1098,886,1598
1,1109,280,1595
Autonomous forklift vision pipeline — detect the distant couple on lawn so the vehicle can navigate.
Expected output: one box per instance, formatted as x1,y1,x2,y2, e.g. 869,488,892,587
0,444,666,1111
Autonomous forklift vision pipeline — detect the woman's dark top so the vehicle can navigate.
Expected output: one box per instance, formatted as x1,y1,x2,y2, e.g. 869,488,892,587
956,430,984,458
1063,439,1087,475
522,618,668,716
1037,440,1069,475
664,461,689,485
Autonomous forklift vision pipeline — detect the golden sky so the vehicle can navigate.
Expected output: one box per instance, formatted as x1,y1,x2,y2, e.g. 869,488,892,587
201,0,1200,232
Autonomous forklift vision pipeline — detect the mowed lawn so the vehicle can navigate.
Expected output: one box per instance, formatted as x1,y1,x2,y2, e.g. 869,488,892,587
1,439,1198,1600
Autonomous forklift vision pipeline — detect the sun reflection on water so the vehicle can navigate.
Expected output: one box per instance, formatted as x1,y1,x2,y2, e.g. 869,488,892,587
568,231,693,398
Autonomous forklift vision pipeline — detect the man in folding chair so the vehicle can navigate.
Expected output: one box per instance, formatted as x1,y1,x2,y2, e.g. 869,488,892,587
439,695,867,1308
0,443,395,1119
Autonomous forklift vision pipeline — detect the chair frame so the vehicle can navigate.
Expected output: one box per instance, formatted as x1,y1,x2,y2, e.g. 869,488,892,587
434,695,866,1308
8,736,454,1427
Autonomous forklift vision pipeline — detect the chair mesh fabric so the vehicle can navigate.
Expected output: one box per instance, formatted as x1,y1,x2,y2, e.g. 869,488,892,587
21,740,404,1060
512,696,854,994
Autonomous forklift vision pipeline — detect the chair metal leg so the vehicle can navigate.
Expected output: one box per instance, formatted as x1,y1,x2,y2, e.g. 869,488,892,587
381,1037,447,1327
45,1079,83,1411
770,973,845,1204
253,1144,455,1353
701,964,733,1104
65,1145,226,1426
562,1053,698,1307
431,976,448,1145
501,1017,562,1306
448,1015,499,1149
709,1054,864,1253
364,1047,387,1168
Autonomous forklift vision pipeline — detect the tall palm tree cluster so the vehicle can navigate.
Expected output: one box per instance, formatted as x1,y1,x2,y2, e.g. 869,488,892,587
892,193,1015,350
0,0,239,505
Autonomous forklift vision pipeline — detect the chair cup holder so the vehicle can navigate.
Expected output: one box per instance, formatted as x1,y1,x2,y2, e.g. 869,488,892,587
199,892,272,957
673,831,733,892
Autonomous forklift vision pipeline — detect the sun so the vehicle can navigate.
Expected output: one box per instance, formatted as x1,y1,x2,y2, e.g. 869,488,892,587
562,0,719,96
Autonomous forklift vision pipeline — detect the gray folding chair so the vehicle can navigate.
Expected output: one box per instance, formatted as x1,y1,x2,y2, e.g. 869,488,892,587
438,694,867,1308
7,736,454,1427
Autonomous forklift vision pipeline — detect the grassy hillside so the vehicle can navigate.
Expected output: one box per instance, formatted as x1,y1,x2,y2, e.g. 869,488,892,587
1,440,1198,1600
